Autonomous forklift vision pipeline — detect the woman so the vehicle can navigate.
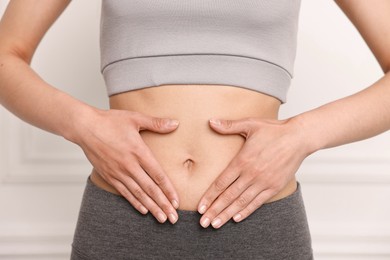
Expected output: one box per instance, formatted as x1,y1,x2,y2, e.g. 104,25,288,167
0,0,389,259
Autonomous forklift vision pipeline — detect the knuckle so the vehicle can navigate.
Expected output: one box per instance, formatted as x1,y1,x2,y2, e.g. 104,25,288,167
233,181,246,193
128,197,144,211
130,198,141,207
200,196,212,207
153,172,166,186
252,198,264,210
144,184,156,196
117,186,132,199
123,163,136,174
131,141,144,155
245,203,256,215
235,156,250,168
159,202,172,212
225,120,233,128
214,178,227,192
254,194,267,208
241,207,251,218
252,162,264,173
249,187,260,199
221,190,235,203
218,212,229,222
146,185,160,198
207,207,218,217
132,187,145,199
153,118,166,129
149,208,161,218
236,195,249,207
247,168,260,179
164,189,175,200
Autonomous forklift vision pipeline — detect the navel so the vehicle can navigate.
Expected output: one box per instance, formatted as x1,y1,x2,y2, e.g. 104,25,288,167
183,158,194,171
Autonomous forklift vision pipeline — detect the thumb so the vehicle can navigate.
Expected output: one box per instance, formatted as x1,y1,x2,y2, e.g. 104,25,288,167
209,118,252,137
138,115,179,133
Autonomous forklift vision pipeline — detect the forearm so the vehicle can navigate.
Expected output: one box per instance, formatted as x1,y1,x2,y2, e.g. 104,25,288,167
293,71,390,154
0,52,97,143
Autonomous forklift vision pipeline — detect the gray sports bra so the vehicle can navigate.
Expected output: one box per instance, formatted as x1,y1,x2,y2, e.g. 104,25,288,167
100,0,301,103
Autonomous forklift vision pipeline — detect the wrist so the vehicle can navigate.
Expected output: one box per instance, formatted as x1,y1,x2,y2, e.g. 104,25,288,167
62,103,103,145
286,113,322,156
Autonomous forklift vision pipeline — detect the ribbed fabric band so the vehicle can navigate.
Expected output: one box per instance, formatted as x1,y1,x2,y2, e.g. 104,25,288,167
100,0,302,103
102,54,291,103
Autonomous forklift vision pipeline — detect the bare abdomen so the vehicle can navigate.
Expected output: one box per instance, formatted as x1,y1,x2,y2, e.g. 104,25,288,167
91,84,297,210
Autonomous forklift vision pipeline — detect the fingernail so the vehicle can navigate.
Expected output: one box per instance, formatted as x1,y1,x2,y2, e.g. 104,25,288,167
211,218,222,229
209,118,221,126
169,213,177,224
140,206,148,214
198,204,206,214
201,217,210,228
233,213,241,222
157,212,167,223
171,199,179,209
168,119,179,127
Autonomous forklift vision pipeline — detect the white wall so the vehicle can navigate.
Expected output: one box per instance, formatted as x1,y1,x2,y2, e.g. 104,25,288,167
0,1,389,259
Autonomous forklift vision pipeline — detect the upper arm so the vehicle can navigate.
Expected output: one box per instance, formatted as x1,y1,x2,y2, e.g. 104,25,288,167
0,0,71,63
334,0,390,73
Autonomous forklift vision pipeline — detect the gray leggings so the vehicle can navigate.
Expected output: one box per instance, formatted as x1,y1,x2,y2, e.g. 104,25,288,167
71,176,313,259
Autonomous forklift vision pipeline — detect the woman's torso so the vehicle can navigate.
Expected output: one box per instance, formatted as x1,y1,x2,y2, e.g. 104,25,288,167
91,85,297,210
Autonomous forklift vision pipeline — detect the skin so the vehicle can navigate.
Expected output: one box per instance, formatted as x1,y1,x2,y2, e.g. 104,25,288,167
197,0,390,228
0,0,389,232
99,84,297,220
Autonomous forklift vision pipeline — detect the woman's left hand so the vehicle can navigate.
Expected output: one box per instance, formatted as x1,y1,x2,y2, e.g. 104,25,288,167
197,116,312,229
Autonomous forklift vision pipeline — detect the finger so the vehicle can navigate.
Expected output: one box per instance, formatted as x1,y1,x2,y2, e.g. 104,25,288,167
127,164,178,224
136,113,180,133
199,176,250,228
233,189,276,223
209,117,256,138
114,174,172,224
208,185,260,229
197,163,241,216
137,143,180,209
109,178,148,215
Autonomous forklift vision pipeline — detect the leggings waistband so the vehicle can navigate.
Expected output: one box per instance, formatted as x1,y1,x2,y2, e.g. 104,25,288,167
71,176,313,260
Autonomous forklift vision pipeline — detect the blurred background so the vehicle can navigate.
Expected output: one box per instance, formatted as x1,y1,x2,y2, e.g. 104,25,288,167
0,1,389,259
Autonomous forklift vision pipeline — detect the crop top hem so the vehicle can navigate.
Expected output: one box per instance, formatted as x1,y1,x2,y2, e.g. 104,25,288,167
102,54,291,103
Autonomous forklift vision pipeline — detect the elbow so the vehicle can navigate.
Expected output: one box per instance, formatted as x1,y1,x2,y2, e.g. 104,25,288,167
384,64,390,75
379,54,390,75
0,42,34,65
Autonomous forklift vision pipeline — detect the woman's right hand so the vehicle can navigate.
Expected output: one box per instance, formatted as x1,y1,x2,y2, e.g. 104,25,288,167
66,107,180,224
0,0,181,224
